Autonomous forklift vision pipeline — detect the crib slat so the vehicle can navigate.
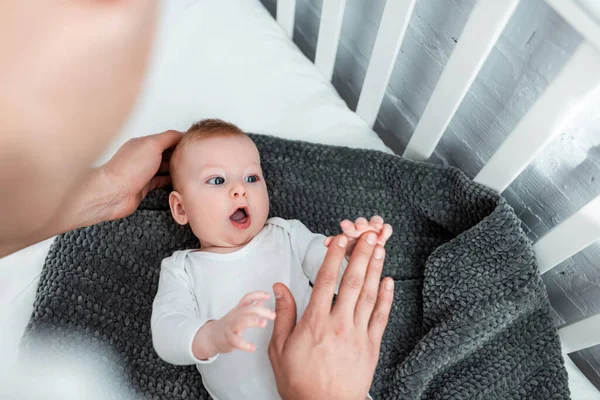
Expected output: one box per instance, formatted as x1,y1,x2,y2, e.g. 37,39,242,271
277,0,296,39
356,0,416,127
474,42,600,193
315,0,347,81
534,195,600,274
558,313,600,354
545,0,600,54
402,0,519,162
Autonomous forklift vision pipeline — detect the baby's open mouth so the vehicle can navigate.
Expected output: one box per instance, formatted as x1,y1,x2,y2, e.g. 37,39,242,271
230,207,248,222
229,207,251,229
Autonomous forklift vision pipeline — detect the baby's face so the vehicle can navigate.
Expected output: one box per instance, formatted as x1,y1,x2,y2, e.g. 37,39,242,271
171,135,269,250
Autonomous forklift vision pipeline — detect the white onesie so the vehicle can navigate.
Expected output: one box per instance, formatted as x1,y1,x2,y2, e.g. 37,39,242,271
151,217,347,400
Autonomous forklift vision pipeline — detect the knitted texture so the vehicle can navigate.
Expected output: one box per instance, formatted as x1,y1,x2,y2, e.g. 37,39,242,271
22,134,570,399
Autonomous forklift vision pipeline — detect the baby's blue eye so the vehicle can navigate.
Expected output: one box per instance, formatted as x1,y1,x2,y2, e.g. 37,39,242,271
245,175,259,183
208,177,225,185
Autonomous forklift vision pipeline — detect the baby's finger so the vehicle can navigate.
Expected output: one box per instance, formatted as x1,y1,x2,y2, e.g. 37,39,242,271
234,315,269,333
341,222,366,240
238,291,270,307
324,236,334,247
242,305,276,320
369,215,384,229
229,333,257,352
340,219,356,234
377,223,393,245
355,217,368,229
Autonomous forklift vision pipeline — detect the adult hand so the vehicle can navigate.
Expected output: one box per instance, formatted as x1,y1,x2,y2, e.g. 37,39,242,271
0,130,183,257
269,232,394,400
102,130,183,220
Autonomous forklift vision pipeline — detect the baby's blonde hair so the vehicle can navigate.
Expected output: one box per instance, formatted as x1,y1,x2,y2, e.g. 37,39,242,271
170,119,247,191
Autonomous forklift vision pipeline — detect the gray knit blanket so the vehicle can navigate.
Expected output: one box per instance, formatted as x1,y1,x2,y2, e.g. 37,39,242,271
22,134,569,399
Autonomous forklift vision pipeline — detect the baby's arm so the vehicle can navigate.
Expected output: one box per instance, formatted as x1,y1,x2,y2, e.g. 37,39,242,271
151,256,213,365
289,220,348,290
202,292,276,354
151,257,275,364
291,218,391,290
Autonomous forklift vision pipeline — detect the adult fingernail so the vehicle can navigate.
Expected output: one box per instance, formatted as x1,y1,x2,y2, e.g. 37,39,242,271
367,232,376,245
385,279,394,290
374,248,384,259
338,236,347,247
273,286,282,299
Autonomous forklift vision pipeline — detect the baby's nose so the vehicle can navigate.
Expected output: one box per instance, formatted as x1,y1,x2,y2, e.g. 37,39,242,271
230,185,247,198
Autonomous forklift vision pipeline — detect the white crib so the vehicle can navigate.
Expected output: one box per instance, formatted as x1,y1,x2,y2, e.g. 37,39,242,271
0,0,598,398
273,0,600,395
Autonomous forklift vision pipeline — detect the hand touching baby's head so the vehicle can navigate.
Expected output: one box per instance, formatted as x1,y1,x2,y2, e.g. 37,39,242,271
169,119,269,252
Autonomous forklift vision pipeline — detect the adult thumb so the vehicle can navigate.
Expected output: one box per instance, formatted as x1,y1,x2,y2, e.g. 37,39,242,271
270,283,297,355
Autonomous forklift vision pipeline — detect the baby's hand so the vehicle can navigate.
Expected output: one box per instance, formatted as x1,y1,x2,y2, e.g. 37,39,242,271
212,291,275,353
324,216,393,256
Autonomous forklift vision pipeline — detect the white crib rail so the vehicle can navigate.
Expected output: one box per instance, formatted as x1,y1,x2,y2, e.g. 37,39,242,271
356,0,416,127
534,195,600,274
559,313,600,354
545,0,600,53
276,0,296,39
402,0,520,162
474,42,600,193
315,0,347,81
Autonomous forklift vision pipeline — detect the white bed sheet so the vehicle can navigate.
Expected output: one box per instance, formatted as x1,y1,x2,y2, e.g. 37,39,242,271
0,0,597,398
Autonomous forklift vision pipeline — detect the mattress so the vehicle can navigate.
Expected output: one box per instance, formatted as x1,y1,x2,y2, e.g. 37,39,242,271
0,0,596,398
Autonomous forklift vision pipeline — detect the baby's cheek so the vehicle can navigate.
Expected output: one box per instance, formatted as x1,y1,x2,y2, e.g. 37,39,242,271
188,207,222,240
253,188,270,222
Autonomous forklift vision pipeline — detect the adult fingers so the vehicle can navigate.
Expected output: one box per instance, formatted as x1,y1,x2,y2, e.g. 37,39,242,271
162,147,174,161
377,223,393,246
238,291,270,307
149,175,171,192
153,129,183,151
242,305,276,320
140,176,171,200
305,235,347,320
269,283,297,356
158,160,169,175
333,232,377,320
355,245,385,326
368,277,394,345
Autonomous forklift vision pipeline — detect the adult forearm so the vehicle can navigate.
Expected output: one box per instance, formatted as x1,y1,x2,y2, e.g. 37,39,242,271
0,167,117,257
1,130,182,259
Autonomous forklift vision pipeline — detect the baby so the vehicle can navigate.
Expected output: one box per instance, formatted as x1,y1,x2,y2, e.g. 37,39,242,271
151,119,392,400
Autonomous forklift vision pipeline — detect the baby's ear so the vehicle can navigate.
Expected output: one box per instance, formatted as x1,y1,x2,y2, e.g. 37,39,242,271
169,191,189,225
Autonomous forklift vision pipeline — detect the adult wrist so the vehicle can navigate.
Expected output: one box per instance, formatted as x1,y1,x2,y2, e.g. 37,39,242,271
64,167,119,228
0,167,116,257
